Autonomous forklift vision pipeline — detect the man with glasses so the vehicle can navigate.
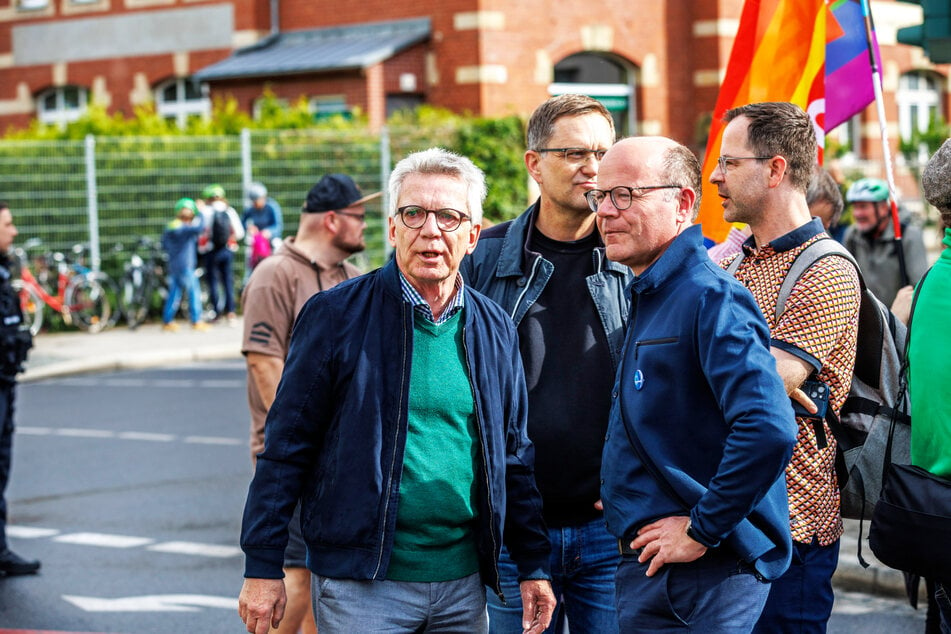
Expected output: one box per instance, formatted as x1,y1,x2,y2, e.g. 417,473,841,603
461,93,629,633
240,173,375,634
238,148,555,634
595,136,797,632
710,102,862,632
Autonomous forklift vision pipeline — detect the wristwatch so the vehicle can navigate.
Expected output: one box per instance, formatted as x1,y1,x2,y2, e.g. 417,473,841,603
685,518,705,546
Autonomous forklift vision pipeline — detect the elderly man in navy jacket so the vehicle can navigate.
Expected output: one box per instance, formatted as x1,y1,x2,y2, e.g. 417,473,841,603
238,148,555,634
593,136,797,632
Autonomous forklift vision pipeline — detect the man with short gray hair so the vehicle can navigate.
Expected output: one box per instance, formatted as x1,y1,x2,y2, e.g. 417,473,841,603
238,148,555,634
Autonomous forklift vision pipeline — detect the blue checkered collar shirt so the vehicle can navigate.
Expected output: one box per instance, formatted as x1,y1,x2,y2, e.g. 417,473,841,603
398,270,466,325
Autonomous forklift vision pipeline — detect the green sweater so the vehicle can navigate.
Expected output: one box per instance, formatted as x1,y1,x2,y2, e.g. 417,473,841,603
909,227,951,478
387,310,481,581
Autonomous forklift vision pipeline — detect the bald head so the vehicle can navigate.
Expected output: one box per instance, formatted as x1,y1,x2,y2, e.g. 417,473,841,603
595,136,700,273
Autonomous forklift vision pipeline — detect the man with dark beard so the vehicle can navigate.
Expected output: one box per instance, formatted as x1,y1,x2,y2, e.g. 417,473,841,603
240,173,377,634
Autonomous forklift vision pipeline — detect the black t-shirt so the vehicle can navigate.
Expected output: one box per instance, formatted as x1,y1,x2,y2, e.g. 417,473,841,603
517,228,615,527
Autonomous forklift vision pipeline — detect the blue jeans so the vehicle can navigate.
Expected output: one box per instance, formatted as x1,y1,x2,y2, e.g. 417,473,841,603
936,581,951,634
487,518,619,634
615,547,770,632
204,248,235,316
753,538,839,633
162,270,202,324
313,572,487,633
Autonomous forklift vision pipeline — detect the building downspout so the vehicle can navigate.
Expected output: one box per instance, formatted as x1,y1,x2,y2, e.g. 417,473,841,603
270,0,279,35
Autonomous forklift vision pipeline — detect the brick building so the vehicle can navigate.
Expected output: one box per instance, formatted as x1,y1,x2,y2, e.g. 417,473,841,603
0,0,947,172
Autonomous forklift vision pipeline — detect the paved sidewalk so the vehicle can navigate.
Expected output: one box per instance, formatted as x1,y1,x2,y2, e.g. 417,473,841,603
15,317,915,603
21,316,243,382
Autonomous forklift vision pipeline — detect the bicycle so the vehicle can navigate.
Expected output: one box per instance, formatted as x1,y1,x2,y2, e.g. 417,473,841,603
115,236,167,329
11,239,117,335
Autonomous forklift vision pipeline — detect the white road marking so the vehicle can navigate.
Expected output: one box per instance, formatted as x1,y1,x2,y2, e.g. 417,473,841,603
54,532,155,548
184,435,242,445
11,525,241,560
147,541,242,558
56,428,116,438
7,525,59,538
17,426,240,446
116,431,176,442
62,593,237,613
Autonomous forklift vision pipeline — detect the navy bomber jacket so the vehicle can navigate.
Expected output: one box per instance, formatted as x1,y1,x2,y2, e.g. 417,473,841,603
240,259,551,595
601,225,798,581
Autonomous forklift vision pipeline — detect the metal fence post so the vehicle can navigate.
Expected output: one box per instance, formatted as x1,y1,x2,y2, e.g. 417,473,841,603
84,134,101,271
380,125,392,258
241,128,252,206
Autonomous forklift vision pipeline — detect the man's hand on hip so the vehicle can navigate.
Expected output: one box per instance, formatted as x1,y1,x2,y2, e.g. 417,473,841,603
632,515,707,577
238,577,286,634
519,578,556,634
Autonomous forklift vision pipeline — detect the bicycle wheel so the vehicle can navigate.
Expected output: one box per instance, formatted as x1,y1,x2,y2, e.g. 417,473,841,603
64,276,112,333
11,279,44,336
84,271,121,329
119,271,151,329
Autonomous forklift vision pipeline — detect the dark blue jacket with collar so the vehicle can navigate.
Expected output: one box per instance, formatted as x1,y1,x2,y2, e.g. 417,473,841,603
459,200,632,367
240,259,551,595
601,225,797,581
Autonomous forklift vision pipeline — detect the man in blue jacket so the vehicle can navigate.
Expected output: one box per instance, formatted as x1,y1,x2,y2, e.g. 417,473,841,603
238,148,555,634
460,94,629,633
594,136,797,632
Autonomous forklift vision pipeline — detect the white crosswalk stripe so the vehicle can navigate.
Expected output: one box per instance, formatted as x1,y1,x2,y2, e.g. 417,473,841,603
17,425,240,446
9,525,240,559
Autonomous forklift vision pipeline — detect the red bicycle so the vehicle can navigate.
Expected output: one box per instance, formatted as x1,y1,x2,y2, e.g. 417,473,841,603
12,239,116,335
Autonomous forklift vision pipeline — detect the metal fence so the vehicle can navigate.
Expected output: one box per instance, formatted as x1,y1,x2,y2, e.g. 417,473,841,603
0,126,457,280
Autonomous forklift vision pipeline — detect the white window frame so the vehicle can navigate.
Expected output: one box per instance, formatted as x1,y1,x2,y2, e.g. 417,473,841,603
36,86,88,127
897,71,941,162
155,78,210,128
18,0,49,10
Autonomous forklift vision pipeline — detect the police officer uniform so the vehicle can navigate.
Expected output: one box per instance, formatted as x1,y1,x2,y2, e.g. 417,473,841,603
0,253,39,575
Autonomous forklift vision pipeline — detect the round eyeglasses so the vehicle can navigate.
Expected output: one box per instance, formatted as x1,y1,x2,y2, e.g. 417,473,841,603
584,185,682,212
397,205,471,232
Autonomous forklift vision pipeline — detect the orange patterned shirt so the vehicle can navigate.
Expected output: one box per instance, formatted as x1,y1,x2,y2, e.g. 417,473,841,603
724,222,860,546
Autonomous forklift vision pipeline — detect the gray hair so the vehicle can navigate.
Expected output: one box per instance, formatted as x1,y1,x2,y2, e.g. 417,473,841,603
923,138,951,229
388,148,486,225
806,168,844,227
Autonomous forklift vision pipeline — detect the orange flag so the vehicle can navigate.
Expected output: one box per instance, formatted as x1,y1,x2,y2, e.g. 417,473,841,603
698,0,826,244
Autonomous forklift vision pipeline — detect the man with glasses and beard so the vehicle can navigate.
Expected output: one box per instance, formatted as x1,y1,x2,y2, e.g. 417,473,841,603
240,173,376,634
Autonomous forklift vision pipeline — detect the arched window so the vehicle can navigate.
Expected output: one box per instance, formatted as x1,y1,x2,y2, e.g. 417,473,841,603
36,86,88,127
551,53,636,136
155,78,210,128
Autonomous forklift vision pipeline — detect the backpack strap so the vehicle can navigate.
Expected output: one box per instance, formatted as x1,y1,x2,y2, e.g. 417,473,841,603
774,237,864,322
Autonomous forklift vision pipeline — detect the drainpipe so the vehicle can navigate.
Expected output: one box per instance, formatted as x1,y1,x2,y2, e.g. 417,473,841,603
270,0,279,34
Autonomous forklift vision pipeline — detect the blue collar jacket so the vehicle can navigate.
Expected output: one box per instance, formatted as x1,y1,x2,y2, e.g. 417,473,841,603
459,200,632,368
240,259,551,595
601,226,797,581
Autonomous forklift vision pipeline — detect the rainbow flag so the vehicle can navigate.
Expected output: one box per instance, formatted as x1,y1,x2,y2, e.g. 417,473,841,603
697,0,878,244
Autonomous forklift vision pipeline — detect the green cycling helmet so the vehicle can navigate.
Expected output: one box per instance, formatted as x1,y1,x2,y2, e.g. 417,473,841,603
175,197,197,213
846,178,889,203
202,184,226,200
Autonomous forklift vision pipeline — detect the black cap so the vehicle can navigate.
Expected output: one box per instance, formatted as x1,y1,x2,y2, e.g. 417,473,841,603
303,174,381,213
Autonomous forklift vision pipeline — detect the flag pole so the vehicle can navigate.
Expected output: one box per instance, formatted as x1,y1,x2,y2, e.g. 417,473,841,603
860,0,909,286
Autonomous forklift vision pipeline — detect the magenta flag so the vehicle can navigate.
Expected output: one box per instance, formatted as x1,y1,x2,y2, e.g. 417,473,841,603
825,0,881,131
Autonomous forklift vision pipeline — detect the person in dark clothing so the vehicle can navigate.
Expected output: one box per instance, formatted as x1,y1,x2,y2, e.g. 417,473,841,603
0,202,40,576
461,94,629,633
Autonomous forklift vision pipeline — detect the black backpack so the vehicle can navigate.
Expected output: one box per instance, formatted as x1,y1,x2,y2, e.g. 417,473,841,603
211,208,231,250
726,238,911,522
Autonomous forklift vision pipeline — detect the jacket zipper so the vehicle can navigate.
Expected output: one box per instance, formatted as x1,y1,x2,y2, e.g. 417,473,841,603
373,300,409,579
510,255,542,321
462,325,504,602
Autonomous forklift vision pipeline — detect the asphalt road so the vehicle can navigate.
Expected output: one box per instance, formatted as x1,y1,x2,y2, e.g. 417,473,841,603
0,360,934,633
1,361,250,633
